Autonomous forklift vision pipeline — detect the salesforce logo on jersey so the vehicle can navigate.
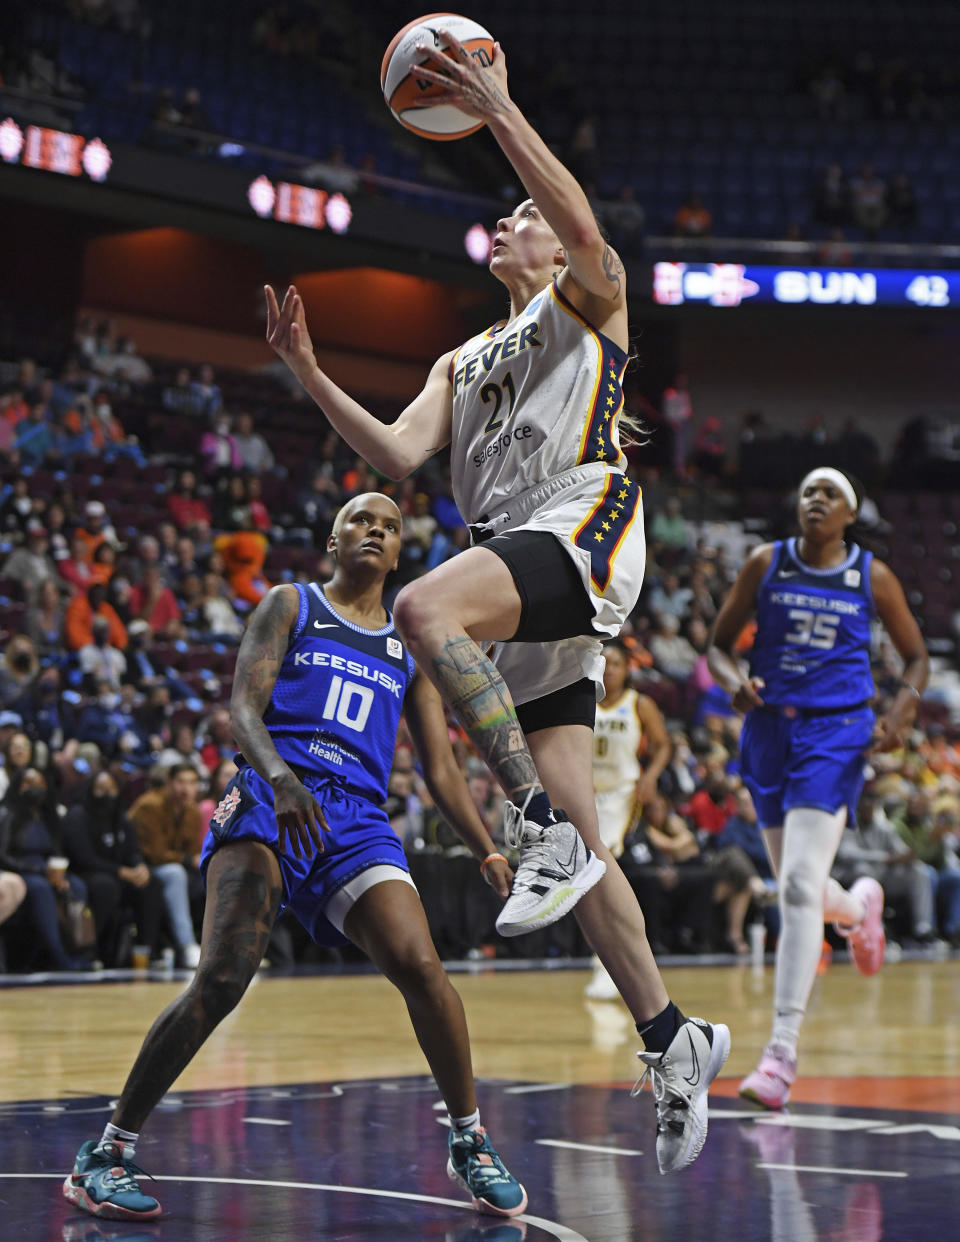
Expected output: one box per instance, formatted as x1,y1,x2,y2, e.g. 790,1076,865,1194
293,650,403,697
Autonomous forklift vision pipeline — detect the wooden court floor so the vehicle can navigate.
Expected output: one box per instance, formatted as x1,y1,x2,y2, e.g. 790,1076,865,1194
2,956,959,1240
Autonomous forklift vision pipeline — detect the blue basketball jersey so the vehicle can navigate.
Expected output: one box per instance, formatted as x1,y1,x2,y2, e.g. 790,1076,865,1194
260,583,416,801
749,538,875,709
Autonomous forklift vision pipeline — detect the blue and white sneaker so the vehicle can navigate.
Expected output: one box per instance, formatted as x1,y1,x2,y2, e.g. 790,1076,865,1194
63,1140,161,1220
446,1126,528,1217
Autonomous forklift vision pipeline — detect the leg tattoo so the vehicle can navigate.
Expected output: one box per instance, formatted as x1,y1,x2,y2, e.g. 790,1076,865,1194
432,635,541,802
113,856,280,1132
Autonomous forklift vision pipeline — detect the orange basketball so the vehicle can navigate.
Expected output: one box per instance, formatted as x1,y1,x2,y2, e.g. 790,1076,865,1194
380,13,495,141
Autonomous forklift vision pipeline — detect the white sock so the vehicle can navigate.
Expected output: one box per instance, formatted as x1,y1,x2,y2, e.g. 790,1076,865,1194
449,1108,481,1134
99,1123,139,1158
769,806,847,1052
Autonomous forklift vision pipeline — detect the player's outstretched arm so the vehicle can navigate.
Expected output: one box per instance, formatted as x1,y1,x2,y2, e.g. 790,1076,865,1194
708,545,775,712
403,669,513,898
869,559,929,752
412,34,623,303
231,584,328,860
265,284,453,480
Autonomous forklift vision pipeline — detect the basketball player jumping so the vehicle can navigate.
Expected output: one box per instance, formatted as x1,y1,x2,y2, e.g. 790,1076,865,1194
708,468,928,1108
266,32,729,1174
63,493,527,1221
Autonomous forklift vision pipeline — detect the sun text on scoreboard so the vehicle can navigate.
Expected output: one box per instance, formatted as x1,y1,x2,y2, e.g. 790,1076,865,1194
0,118,112,181
653,262,956,308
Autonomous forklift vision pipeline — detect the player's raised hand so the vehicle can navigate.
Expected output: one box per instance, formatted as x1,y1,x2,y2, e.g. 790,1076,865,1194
272,771,328,860
264,285,319,389
731,676,765,713
411,33,512,123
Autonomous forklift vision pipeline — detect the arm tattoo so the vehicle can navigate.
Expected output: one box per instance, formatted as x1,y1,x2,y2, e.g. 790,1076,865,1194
601,244,624,296
432,636,541,801
234,587,297,717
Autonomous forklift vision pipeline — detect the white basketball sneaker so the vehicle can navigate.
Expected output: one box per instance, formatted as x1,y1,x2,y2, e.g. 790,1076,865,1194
495,802,605,938
634,1016,731,1174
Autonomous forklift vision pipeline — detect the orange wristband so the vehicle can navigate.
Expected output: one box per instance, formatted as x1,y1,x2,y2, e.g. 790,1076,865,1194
480,852,508,875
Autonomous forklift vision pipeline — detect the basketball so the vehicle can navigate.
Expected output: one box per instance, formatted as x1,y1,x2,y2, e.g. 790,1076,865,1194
380,12,495,141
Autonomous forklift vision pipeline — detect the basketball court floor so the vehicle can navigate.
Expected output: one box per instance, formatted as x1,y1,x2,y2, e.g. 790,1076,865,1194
2,953,958,1240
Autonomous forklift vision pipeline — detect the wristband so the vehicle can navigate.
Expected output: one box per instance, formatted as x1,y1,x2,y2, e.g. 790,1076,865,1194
480,852,508,875
899,681,921,700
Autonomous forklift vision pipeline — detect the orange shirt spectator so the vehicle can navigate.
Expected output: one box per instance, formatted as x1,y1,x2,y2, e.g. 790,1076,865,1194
65,584,128,651
673,194,713,238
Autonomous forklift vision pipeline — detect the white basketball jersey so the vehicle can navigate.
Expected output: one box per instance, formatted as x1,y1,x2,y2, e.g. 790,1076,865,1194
593,688,643,795
449,280,628,524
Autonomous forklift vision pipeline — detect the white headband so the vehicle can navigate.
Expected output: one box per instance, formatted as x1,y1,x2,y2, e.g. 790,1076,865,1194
798,468,858,513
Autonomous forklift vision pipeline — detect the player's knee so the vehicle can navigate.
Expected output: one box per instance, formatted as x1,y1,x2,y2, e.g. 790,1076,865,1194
391,580,437,645
195,961,249,1021
781,867,821,910
388,945,447,1000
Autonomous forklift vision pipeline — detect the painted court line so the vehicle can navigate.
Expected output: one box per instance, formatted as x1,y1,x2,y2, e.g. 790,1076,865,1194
759,1164,908,1178
243,1117,291,1126
504,1083,571,1095
12,1174,589,1241
537,1139,644,1157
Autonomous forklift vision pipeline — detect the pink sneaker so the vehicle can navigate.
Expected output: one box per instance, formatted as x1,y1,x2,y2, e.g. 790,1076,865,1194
838,877,886,977
738,1042,797,1110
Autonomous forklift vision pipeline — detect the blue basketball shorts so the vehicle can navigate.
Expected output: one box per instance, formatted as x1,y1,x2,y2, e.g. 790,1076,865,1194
199,764,415,947
739,705,874,829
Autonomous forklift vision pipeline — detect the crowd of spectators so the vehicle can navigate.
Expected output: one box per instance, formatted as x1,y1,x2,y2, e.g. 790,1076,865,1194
0,322,958,974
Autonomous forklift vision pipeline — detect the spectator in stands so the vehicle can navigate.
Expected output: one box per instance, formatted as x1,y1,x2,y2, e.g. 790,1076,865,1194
2,525,58,601
189,364,223,417
58,531,95,594
891,790,959,942
14,403,59,467
692,417,726,480
24,579,65,656
245,476,272,533
649,614,698,682
0,766,90,971
0,477,34,535
65,583,128,652
89,541,117,586
62,769,164,967
815,228,853,267
809,62,846,119
887,171,918,231
176,574,205,637
566,112,598,185
200,415,242,479
648,571,693,625
129,565,182,639
683,754,737,838
232,412,275,475
197,708,234,773
661,375,694,478
0,636,39,709
303,143,360,193
849,163,887,236
161,367,205,417
11,665,76,755
78,618,127,690
77,499,120,557
155,723,207,777
605,184,646,258
106,575,133,627
296,467,337,545
213,474,252,531
200,572,243,640
813,162,849,227
673,194,712,239
0,411,19,465
94,336,152,385
129,763,203,968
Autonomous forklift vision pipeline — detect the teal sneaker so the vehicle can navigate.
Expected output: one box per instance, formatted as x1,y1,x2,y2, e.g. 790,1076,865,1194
62,1140,161,1221
446,1126,527,1218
